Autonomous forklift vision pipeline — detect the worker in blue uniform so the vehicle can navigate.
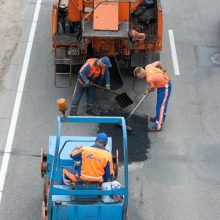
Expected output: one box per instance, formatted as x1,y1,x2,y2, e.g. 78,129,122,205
69,57,112,116
63,132,114,185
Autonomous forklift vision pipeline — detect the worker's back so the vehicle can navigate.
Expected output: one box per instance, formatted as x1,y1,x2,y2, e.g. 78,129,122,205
70,146,113,183
145,64,169,88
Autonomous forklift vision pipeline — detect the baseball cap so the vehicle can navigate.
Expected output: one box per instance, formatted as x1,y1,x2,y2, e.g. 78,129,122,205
101,56,112,68
96,132,108,143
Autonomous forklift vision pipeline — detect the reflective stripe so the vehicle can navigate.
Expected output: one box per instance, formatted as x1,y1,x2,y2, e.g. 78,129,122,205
81,173,103,180
80,62,89,75
63,169,77,184
79,58,104,86
157,84,168,129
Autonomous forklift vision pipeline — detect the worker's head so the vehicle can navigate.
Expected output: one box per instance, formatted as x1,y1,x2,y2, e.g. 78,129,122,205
98,56,112,68
95,132,108,147
134,67,146,79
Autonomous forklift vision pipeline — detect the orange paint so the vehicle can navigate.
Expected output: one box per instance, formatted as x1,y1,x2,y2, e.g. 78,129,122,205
68,0,81,22
93,0,119,30
51,4,58,48
156,7,163,50
119,1,129,21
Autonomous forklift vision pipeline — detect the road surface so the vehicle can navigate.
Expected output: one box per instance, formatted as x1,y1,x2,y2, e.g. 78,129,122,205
0,0,220,219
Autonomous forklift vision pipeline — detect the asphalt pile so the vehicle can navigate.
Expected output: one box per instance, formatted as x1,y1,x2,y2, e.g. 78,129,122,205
98,110,151,163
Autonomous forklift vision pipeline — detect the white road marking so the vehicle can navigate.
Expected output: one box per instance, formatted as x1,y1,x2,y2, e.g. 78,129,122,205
168,29,180,75
0,0,42,203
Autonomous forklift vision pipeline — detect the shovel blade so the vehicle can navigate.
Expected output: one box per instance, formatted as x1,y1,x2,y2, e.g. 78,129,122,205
115,93,133,108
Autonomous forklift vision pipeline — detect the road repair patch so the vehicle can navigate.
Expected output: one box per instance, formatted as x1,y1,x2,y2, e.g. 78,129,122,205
195,46,220,67
98,110,151,163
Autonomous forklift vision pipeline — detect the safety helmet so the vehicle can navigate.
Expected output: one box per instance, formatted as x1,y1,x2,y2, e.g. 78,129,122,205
96,132,108,143
100,56,112,68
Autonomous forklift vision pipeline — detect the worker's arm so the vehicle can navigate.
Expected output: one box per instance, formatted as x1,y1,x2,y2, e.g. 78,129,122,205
103,157,114,181
103,68,111,88
70,147,83,161
146,79,155,92
79,64,91,85
151,61,163,69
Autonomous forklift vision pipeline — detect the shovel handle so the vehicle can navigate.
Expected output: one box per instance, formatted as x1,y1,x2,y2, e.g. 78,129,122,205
92,83,119,95
126,92,150,121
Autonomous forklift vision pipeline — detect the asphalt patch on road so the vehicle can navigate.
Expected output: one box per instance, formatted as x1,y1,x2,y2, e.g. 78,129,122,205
97,110,151,163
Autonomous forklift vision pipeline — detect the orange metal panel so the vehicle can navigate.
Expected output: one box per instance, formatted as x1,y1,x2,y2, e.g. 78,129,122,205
156,7,163,50
119,2,129,21
93,0,119,31
52,4,58,48
130,0,141,13
68,0,81,22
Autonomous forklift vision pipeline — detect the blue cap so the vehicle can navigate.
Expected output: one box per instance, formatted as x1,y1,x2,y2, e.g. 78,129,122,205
96,132,108,143
101,56,112,68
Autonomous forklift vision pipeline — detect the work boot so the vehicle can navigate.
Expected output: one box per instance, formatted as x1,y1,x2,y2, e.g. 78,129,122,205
69,105,78,116
147,127,162,132
150,117,156,122
147,123,162,132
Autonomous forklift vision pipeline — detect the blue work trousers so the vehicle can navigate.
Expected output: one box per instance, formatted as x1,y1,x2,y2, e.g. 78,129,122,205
154,80,172,130
71,80,96,107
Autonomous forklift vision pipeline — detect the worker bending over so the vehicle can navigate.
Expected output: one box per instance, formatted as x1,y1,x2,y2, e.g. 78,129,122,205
134,61,172,132
63,132,114,185
69,57,112,116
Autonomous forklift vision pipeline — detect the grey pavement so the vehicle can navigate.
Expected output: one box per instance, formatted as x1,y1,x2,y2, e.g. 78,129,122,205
0,0,220,219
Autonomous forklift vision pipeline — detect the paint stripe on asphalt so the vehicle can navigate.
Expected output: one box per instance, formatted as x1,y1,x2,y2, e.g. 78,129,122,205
168,29,180,75
0,0,42,203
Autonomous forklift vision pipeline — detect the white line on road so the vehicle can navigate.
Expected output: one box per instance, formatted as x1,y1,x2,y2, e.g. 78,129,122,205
168,29,180,75
0,0,42,203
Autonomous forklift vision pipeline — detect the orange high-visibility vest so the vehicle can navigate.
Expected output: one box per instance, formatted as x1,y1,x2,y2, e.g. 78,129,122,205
70,146,113,182
78,58,106,86
145,64,169,88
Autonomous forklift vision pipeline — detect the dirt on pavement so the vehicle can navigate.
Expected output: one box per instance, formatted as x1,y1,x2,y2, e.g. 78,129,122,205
0,0,23,81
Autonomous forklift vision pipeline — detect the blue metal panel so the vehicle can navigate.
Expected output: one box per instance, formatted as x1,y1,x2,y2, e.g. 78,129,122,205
52,202,123,220
53,185,126,196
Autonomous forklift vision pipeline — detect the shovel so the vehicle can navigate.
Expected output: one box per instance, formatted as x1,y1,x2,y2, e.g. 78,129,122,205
92,83,133,108
118,90,151,132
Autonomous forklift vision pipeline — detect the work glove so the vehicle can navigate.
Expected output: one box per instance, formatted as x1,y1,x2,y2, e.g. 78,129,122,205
105,84,111,90
85,80,91,88
145,89,150,95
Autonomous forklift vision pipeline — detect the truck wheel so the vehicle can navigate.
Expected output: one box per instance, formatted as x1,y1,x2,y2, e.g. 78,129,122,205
40,149,47,178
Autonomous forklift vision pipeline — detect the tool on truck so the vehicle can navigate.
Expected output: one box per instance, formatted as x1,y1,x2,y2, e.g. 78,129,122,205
40,98,129,220
52,0,163,87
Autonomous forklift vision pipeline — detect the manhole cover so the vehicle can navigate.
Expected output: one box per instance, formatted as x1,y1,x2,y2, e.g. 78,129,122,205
210,53,220,65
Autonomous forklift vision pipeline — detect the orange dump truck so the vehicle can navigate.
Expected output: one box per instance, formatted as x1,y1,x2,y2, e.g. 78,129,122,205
52,0,163,88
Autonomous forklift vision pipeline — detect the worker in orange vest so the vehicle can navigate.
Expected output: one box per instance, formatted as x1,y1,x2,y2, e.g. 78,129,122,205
134,61,172,132
69,57,112,116
62,132,114,185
